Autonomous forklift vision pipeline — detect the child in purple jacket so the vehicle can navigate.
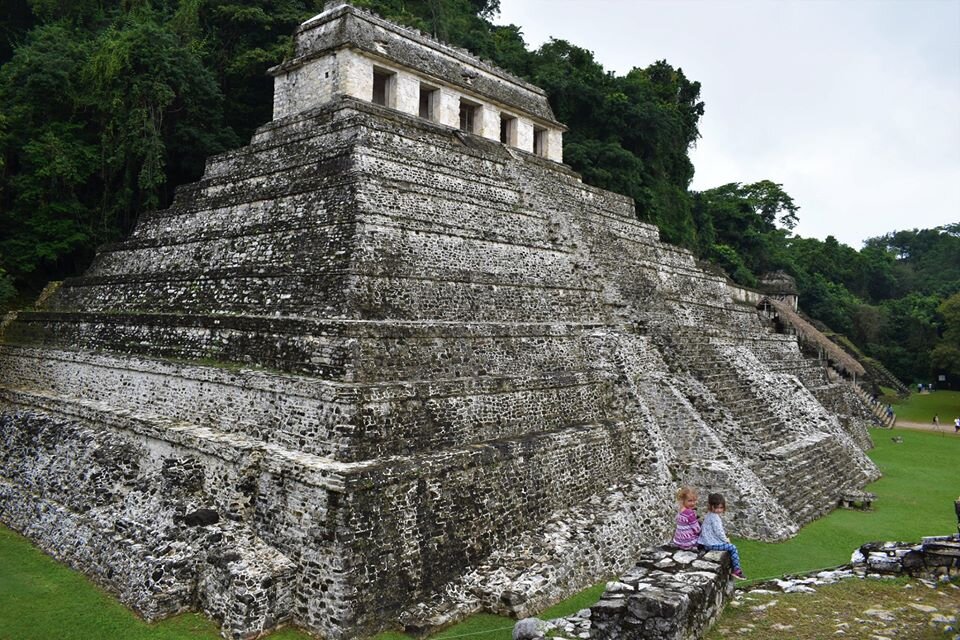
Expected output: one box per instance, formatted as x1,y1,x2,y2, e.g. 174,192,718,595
672,486,700,549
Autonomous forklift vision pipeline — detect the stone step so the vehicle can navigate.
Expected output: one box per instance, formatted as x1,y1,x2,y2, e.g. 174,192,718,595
5,311,613,379
754,435,871,523
0,384,635,486
0,344,619,460
51,268,604,322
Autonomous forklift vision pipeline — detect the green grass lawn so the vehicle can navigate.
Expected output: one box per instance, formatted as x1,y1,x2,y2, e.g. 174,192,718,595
890,389,960,424
734,427,960,582
2,426,957,639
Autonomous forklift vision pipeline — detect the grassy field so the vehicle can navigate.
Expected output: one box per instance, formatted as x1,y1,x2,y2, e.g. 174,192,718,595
1,426,957,640
891,389,960,424
733,427,960,582
705,576,959,640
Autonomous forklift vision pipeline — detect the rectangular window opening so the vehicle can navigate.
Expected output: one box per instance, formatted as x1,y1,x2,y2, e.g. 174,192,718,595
500,115,518,145
372,68,396,107
459,98,480,133
533,126,547,157
419,84,439,120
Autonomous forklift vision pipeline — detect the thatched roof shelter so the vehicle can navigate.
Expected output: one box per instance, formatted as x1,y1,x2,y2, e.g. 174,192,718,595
761,297,866,377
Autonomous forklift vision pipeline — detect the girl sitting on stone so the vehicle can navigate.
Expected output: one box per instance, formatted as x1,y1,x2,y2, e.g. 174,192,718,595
671,486,700,550
698,492,745,579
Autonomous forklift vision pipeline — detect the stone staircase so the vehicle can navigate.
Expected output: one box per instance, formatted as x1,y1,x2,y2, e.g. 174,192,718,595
752,433,870,524
853,383,896,427
665,333,797,452
658,324,878,525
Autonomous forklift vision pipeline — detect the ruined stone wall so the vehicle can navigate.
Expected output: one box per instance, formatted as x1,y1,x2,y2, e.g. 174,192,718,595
0,408,298,639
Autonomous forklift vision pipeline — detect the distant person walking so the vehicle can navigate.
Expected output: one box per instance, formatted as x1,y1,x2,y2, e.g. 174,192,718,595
934,414,940,428
955,417,960,433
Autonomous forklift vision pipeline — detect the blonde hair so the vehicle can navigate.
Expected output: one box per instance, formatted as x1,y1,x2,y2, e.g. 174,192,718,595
676,486,697,504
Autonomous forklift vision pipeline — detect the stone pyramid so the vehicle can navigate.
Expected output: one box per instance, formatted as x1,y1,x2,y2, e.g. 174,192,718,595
0,4,879,638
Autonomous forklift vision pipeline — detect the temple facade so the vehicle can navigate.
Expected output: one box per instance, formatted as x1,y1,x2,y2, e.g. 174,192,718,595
270,3,565,161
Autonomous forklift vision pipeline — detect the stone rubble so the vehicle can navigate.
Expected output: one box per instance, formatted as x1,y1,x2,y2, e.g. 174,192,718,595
852,536,960,580
515,546,736,640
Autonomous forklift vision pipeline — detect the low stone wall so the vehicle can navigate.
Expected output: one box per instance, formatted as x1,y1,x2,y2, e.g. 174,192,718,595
516,534,960,640
515,546,734,640
589,547,734,640
853,535,960,579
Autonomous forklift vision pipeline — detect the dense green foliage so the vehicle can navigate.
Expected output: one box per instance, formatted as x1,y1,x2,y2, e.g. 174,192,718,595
1,0,956,382
692,180,960,382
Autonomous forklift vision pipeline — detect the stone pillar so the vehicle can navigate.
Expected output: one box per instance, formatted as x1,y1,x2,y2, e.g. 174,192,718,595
394,72,419,117
516,118,534,154
435,87,460,129
337,49,373,102
477,104,501,141
544,128,563,163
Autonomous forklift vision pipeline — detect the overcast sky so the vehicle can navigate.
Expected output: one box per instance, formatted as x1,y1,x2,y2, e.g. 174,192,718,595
496,0,960,248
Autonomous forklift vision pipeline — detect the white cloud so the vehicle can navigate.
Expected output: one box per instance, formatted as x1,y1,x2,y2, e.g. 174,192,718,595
496,0,960,248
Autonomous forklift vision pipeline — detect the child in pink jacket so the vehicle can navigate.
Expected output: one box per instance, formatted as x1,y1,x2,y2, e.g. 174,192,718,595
672,486,700,549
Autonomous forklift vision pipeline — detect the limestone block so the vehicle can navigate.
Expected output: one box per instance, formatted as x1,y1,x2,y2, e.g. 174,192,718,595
544,128,563,163
339,49,372,102
589,546,733,640
394,71,419,116
273,55,337,119
477,104,501,141
436,87,460,129
516,118,534,153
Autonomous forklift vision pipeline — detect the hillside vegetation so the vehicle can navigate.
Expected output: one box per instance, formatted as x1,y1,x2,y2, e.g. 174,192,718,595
1,0,958,383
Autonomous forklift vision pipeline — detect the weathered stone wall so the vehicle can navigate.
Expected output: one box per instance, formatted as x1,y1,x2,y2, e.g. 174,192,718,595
589,547,735,640
0,86,880,639
0,410,297,639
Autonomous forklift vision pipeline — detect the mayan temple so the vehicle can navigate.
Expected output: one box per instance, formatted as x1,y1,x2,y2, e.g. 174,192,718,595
0,4,880,639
